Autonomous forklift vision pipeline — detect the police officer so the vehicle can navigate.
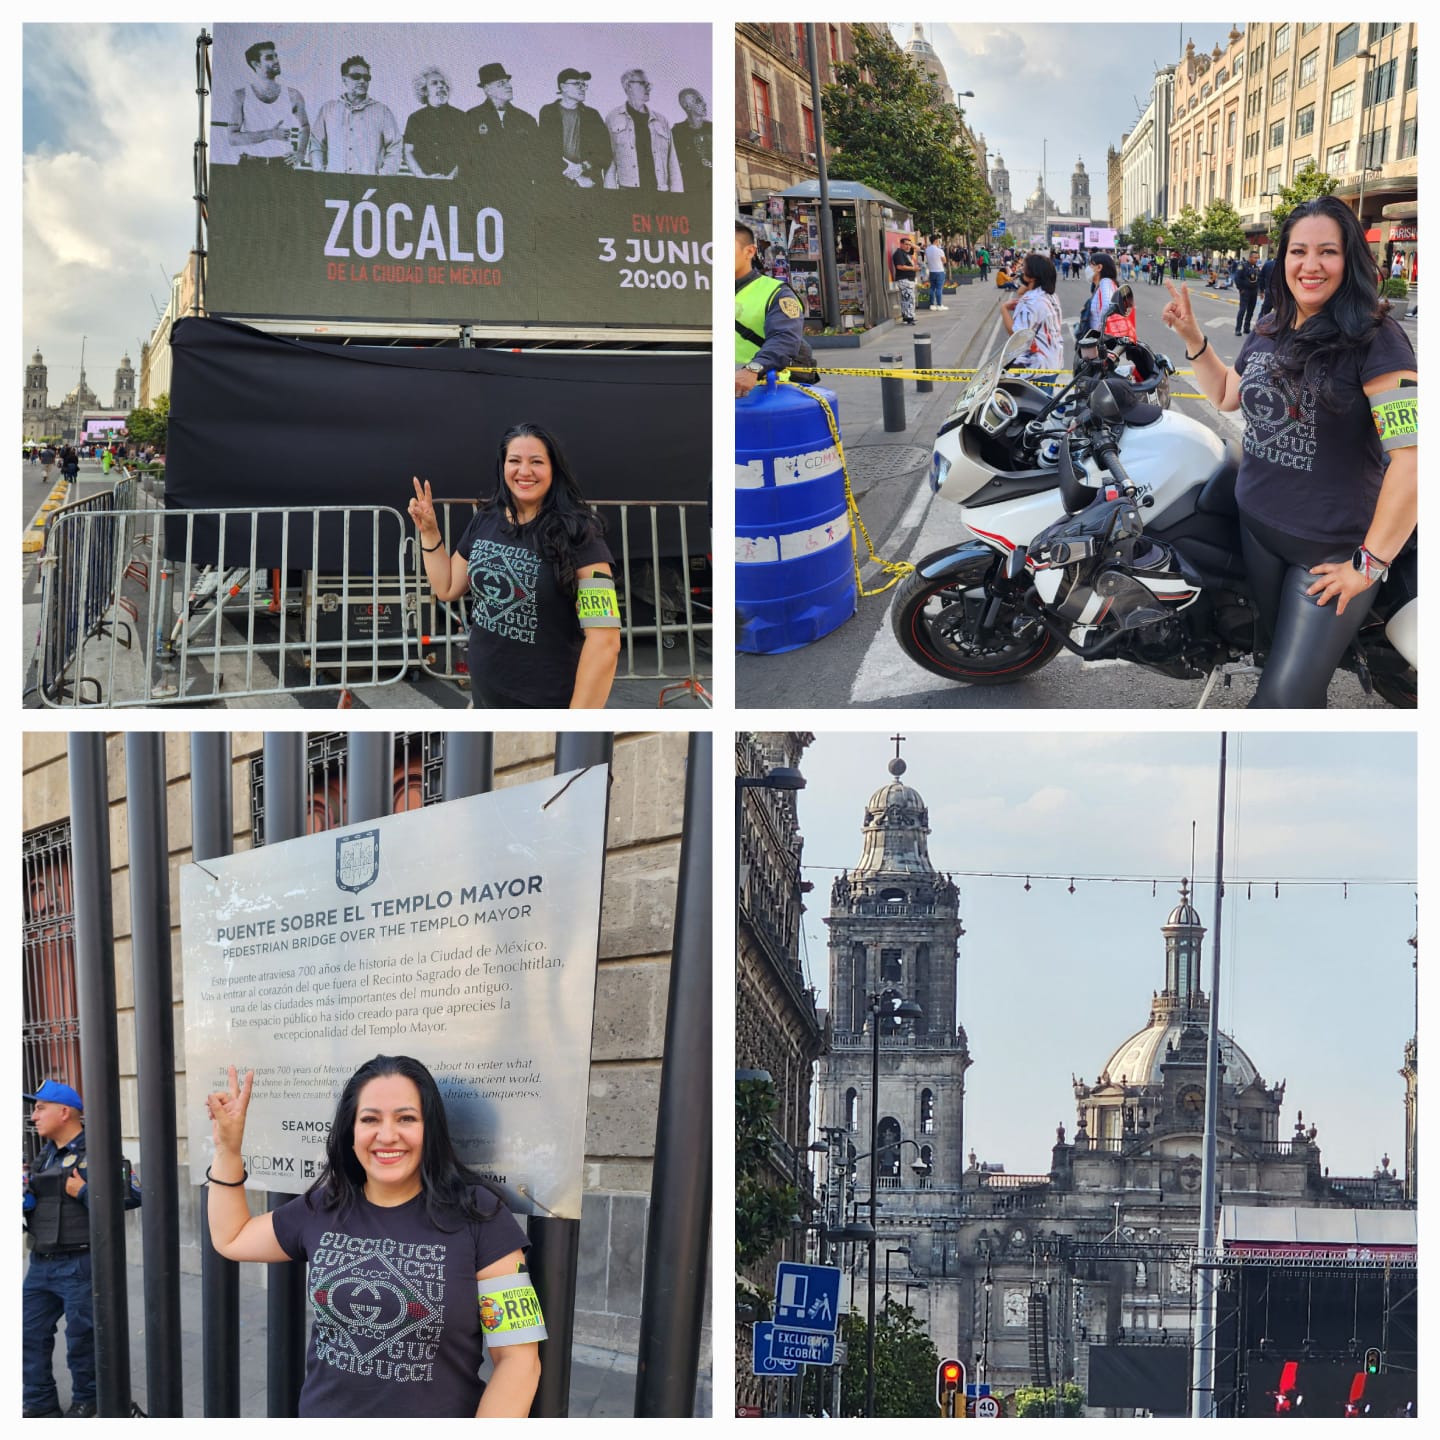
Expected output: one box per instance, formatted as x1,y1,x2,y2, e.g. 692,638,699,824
1235,247,1261,335
736,220,805,397
23,1080,141,1418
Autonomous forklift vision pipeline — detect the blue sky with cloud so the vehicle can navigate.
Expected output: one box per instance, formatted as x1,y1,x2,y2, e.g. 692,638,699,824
791,731,1416,1178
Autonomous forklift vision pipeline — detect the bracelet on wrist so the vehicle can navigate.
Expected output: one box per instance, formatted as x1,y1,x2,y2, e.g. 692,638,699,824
1185,336,1209,361
421,537,444,553
206,1165,248,1187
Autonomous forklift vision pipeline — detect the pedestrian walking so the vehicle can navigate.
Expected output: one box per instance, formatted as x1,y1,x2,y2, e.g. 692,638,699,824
977,247,989,282
924,235,947,310
1235,247,1261,335
40,444,56,483
891,235,919,323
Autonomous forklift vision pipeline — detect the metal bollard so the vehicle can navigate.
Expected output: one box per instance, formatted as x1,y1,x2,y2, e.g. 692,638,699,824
879,352,907,433
913,332,933,393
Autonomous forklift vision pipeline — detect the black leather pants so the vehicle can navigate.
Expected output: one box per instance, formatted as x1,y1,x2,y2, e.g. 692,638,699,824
1239,511,1376,709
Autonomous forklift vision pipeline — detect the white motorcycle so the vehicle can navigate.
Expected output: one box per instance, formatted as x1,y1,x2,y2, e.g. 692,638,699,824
889,326,1418,707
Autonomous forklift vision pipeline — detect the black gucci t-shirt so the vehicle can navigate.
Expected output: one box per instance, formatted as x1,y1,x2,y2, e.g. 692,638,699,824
272,1187,528,1417
1233,315,1415,548
454,505,613,708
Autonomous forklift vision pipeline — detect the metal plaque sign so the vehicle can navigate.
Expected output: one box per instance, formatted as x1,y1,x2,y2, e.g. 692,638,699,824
181,766,609,1218
205,23,712,329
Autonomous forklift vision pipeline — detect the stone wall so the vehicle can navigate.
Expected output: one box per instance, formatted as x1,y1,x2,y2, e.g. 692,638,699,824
20,729,707,1366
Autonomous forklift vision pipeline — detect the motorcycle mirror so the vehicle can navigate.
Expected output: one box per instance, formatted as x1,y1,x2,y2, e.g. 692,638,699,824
1005,545,1028,582
1090,379,1124,421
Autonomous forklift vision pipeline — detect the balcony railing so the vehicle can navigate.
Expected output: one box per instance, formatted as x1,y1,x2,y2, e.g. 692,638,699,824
748,116,792,156
829,1031,964,1051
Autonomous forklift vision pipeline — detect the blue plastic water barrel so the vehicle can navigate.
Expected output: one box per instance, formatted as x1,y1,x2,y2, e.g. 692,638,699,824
736,377,857,654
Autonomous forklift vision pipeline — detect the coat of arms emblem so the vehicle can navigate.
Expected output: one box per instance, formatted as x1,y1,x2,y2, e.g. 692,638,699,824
335,830,381,893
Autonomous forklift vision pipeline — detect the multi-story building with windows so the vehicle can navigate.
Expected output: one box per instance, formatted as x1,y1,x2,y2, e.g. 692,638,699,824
1169,29,1248,226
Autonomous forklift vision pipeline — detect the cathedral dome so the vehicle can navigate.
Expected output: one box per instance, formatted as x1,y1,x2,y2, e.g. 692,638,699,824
1100,1018,1260,1091
853,753,938,877
1166,895,1202,927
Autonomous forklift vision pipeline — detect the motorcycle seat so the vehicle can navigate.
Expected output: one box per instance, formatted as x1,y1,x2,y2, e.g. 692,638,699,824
1195,443,1241,516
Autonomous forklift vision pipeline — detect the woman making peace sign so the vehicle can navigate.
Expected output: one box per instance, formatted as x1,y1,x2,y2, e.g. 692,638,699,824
205,1057,542,1417
1162,197,1416,707
408,423,621,708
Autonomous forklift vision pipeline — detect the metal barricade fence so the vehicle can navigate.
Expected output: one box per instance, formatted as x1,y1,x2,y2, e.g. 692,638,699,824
414,499,711,705
38,504,415,707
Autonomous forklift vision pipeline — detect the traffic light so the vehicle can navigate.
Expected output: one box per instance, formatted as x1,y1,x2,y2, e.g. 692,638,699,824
1364,1347,1382,1376
937,1358,965,1416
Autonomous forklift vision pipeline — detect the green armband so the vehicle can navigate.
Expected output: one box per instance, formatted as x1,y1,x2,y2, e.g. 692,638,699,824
576,575,621,628
1371,389,1418,451
477,1274,547,1345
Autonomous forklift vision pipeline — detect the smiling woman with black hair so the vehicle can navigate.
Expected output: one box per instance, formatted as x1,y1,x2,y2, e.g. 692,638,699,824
1163,195,1417,707
408,423,621,708
205,1056,542,1417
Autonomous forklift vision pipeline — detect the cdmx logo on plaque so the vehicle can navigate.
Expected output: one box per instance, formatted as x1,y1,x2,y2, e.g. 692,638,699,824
335,830,381,894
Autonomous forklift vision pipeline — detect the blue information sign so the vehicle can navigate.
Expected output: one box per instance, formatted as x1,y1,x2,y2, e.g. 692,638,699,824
774,1262,842,1334
992,221,1007,236
752,1321,800,1376
770,1327,838,1366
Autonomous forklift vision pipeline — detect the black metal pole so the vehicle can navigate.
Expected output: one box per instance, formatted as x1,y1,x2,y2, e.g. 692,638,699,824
913,332,934,393
442,733,494,801
805,24,841,329
125,734,183,1416
347,732,394,823
879,354,907,432
866,995,879,1418
191,734,240,1418
530,732,614,1418
635,733,712,1417
67,734,132,1418
262,732,307,1418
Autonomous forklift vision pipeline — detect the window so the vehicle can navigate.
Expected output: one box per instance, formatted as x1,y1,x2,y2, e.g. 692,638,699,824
1245,87,1262,119
1275,24,1291,57
1368,22,1399,43
1364,58,1398,108
1298,49,1318,88
1210,123,1218,155
1300,22,1318,35
1295,103,1315,138
1234,54,1244,75
1202,83,1211,98
1330,82,1355,124
1266,164,1281,191
751,76,773,148
793,24,806,61
1326,142,1350,174
1250,42,1266,71
1292,154,1313,179
1334,24,1359,65
1406,48,1417,90
1269,119,1285,149
1243,131,1261,159
845,1088,859,1130
1242,171,1257,199
1225,162,1233,195
1217,68,1227,85
1360,127,1391,169
1398,116,1417,158
828,24,839,66
880,947,903,983
921,1089,936,1135
801,105,816,155
1271,71,1288,105
1227,111,1237,145
1183,140,1190,169
1209,168,1217,201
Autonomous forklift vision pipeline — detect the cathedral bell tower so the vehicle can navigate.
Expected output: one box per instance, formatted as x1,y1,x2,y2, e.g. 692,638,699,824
819,740,970,1198
1071,156,1090,219
114,354,135,413
26,350,47,416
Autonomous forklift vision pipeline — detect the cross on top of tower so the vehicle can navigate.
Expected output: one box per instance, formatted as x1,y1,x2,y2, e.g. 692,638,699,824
889,734,906,777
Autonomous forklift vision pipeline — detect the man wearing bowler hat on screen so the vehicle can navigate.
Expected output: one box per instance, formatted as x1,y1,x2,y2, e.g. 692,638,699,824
467,61,538,183
22,1080,142,1417
537,68,612,192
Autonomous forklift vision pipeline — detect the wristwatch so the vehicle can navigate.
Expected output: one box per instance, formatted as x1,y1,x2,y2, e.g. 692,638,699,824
744,361,765,374
1351,545,1391,584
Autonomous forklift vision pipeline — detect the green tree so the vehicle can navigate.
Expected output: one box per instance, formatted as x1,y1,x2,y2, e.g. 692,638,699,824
822,27,993,241
1199,199,1246,258
1166,204,1203,260
1269,162,1341,243
836,1303,941,1417
1010,1382,1086,1417
126,392,170,449
736,1077,799,1269
1125,215,1163,253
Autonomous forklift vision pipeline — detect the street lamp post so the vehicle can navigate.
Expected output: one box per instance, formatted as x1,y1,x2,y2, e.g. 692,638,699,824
1355,50,1375,237
865,989,923,1418
903,1280,929,1311
980,1258,994,1383
883,1245,910,1312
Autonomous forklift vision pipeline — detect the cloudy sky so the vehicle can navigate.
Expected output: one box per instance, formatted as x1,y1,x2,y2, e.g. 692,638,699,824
890,23,1241,214
783,731,1416,1179
24,24,197,403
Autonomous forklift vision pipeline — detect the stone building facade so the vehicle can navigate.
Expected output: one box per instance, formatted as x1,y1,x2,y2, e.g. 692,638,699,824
23,351,135,443
20,729,705,1373
812,751,1412,1414
735,730,822,1408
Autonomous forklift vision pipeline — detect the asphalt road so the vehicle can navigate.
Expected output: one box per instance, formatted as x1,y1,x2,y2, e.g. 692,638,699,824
737,277,1408,710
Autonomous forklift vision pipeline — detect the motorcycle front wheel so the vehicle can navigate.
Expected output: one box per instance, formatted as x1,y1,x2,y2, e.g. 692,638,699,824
891,556,1060,683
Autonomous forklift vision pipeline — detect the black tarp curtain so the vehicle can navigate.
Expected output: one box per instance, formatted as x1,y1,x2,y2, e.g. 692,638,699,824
165,316,709,568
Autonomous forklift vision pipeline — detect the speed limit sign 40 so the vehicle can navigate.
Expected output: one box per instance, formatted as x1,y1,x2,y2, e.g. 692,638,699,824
976,1396,1001,1418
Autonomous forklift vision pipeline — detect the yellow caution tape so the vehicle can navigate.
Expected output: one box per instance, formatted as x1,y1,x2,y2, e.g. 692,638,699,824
778,378,915,597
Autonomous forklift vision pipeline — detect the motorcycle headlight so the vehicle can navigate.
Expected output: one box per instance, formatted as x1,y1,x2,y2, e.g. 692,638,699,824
929,451,949,493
